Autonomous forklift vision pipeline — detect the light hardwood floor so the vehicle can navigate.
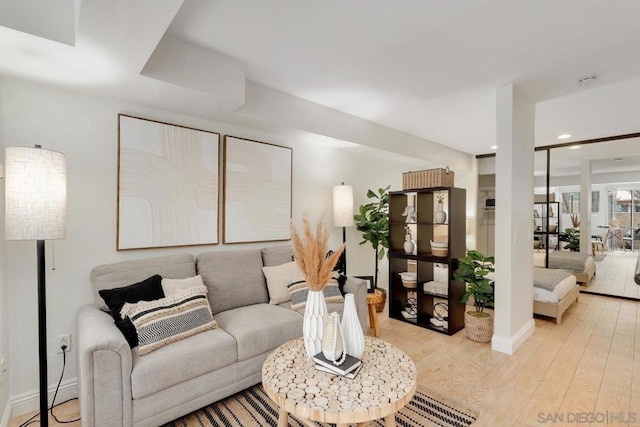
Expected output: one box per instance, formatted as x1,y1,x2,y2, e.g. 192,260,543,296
382,292,640,426
584,250,640,299
10,292,640,427
9,399,80,427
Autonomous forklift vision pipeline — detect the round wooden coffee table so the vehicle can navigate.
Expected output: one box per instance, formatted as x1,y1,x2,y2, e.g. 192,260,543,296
262,336,416,427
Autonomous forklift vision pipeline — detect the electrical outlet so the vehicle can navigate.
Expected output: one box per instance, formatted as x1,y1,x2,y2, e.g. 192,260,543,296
57,334,71,353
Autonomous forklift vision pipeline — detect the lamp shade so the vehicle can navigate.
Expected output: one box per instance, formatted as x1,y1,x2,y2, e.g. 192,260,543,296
5,146,67,241
333,184,354,227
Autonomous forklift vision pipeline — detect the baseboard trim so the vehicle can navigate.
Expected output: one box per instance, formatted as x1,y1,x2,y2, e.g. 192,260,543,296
0,399,10,427
491,319,535,355
10,378,78,419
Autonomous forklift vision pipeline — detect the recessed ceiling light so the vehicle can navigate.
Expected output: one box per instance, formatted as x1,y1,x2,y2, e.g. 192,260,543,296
568,145,580,150
557,134,572,139
490,145,497,150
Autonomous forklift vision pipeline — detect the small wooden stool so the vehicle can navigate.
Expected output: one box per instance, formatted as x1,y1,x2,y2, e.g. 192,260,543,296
366,292,382,337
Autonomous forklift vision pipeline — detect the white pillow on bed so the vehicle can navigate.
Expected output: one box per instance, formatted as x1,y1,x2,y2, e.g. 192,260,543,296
533,252,546,268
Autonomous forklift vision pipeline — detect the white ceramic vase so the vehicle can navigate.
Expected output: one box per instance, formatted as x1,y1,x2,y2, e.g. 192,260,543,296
303,290,327,358
435,202,447,224
403,236,415,254
321,312,344,361
341,293,365,359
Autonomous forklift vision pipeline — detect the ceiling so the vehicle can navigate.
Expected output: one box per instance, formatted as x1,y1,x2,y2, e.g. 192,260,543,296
2,0,640,157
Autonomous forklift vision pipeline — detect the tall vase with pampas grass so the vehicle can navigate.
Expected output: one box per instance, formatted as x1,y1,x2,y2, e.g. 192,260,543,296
292,214,345,358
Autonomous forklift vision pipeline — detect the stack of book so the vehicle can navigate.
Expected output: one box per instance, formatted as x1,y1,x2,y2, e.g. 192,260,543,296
312,352,362,379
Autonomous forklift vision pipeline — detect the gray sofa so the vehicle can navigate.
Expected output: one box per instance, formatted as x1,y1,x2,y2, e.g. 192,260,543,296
76,246,368,427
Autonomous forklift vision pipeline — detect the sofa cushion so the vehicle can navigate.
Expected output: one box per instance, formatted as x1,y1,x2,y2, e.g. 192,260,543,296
161,275,205,296
261,245,294,267
288,279,344,311
196,250,269,315
121,286,218,356
130,327,237,399
213,304,302,361
91,254,195,311
98,275,164,347
262,261,304,304
279,300,346,318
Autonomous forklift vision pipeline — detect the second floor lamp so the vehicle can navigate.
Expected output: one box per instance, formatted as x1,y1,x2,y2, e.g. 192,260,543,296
333,183,353,275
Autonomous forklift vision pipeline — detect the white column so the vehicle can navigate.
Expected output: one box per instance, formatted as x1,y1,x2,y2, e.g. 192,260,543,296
579,160,592,253
493,84,536,355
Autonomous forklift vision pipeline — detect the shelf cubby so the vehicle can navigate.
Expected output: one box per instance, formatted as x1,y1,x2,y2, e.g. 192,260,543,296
388,187,466,336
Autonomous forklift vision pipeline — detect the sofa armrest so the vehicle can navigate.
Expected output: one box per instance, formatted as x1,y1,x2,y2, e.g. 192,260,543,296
343,277,368,332
76,305,133,427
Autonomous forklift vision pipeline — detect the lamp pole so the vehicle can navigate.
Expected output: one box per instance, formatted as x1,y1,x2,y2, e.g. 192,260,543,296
341,222,348,275
37,239,48,427
333,183,354,275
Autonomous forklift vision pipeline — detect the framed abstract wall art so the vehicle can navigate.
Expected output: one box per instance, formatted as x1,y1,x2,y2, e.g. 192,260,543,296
117,114,220,250
223,136,292,243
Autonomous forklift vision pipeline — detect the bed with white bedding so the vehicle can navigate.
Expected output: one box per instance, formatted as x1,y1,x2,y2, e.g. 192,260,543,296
435,264,578,324
533,267,579,324
533,250,595,285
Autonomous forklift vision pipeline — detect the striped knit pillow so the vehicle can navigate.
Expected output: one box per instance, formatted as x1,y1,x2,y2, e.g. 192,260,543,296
288,278,344,311
120,286,217,355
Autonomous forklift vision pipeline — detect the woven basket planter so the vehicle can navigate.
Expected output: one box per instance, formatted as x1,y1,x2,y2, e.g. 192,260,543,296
374,290,387,313
464,311,493,343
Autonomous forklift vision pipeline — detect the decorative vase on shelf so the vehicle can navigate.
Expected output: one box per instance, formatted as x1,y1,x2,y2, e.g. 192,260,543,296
403,235,415,254
303,290,327,358
341,293,365,359
321,312,345,362
435,202,447,224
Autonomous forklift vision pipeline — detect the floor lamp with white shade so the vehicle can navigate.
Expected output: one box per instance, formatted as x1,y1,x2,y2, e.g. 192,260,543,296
333,183,354,275
5,145,67,427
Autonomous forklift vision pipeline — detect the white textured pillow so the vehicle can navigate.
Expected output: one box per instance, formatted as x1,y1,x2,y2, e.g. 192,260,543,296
262,261,304,304
162,275,205,297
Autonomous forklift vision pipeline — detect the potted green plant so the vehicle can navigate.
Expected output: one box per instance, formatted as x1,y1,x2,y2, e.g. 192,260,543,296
559,228,580,251
354,186,389,312
453,250,495,342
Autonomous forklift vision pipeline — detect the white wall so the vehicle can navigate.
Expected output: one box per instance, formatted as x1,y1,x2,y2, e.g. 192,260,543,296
1,77,474,413
0,75,10,424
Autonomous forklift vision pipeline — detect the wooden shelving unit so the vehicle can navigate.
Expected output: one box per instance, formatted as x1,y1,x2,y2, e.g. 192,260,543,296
534,201,560,250
388,187,466,335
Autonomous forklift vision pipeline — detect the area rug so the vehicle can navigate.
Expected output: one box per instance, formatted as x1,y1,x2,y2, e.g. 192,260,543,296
594,253,607,261
163,384,478,427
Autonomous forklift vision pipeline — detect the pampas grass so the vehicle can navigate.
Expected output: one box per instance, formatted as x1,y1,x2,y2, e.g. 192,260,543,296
570,213,580,227
291,214,345,292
